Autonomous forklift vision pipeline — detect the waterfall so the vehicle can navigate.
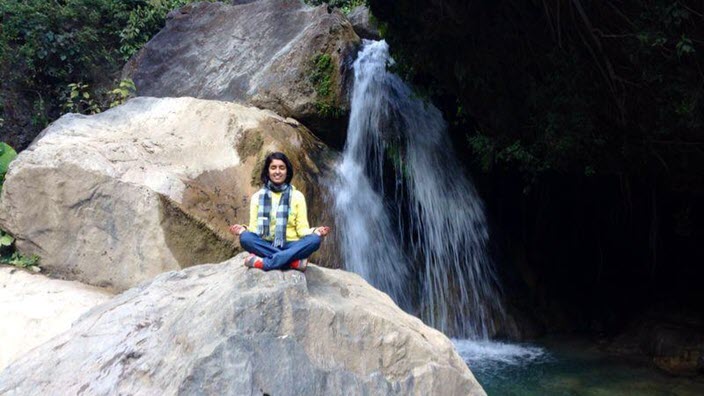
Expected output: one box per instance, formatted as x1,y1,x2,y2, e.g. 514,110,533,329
332,40,505,339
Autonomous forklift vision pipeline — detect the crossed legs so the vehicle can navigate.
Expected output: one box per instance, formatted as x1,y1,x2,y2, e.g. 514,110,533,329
239,231,322,270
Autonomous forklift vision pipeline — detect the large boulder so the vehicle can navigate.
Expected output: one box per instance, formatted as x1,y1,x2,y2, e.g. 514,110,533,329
0,97,336,291
0,266,113,371
0,253,485,395
123,0,361,147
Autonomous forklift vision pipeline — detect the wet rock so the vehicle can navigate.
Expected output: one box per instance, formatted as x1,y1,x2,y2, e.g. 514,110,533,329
644,322,704,375
608,309,704,376
0,254,486,395
348,5,381,40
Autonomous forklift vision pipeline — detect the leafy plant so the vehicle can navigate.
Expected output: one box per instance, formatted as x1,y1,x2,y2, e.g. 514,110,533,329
309,53,343,117
0,0,207,149
109,79,137,108
676,35,695,57
0,142,18,192
62,79,136,115
0,231,13,248
304,0,366,14
0,229,40,270
310,53,333,97
1,252,40,269
370,0,703,181
63,83,101,115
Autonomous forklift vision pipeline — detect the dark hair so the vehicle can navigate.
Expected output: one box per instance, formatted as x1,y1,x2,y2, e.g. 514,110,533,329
260,152,294,185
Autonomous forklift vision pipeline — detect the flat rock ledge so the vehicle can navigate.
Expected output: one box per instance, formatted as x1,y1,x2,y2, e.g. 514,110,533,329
0,266,113,371
0,253,485,395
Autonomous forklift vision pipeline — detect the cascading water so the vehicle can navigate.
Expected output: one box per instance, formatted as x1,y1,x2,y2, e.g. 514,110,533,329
333,40,505,339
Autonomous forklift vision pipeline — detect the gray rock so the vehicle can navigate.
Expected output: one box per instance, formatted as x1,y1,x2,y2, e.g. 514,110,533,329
124,0,361,146
0,253,486,395
0,97,336,291
347,5,381,40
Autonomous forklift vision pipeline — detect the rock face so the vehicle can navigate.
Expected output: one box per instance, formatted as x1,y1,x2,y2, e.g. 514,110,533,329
0,253,485,395
637,323,704,376
348,5,382,40
0,97,335,291
608,309,704,376
124,0,360,147
0,266,113,371
0,92,36,152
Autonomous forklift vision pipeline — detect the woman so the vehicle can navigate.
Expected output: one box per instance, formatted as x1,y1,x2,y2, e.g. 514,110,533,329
229,152,330,271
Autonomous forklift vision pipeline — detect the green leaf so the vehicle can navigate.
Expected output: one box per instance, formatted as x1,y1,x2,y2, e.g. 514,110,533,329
0,233,14,247
0,142,18,175
676,36,695,57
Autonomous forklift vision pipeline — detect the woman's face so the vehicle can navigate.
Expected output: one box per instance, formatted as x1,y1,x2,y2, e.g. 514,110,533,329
268,159,287,185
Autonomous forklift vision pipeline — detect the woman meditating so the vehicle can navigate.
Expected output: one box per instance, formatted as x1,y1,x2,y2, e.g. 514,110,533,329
229,152,330,271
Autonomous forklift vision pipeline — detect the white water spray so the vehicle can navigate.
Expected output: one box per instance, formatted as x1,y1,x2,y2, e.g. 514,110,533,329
333,40,505,338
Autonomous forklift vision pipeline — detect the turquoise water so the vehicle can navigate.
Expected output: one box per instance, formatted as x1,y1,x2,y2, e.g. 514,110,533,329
454,339,704,396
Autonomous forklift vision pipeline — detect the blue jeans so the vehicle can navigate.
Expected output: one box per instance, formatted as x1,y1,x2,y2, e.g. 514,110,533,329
239,231,322,270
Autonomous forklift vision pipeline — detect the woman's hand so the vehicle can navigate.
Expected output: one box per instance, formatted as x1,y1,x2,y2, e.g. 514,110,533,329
313,226,330,237
228,224,247,236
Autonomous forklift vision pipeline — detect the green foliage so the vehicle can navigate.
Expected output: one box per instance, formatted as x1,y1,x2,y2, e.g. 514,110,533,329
0,229,39,270
109,79,137,108
315,102,344,118
311,54,333,96
0,231,14,247
63,83,101,115
467,133,495,172
676,35,695,57
0,142,18,191
0,143,36,270
304,0,366,14
62,79,136,115
1,0,135,90
0,0,204,145
0,252,40,269
309,53,343,118
30,98,49,128
369,0,704,183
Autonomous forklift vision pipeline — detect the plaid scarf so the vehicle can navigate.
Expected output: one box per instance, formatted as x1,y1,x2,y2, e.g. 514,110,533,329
256,181,291,248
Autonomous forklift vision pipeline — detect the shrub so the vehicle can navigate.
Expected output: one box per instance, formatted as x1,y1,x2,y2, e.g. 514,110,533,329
0,0,208,146
0,142,18,192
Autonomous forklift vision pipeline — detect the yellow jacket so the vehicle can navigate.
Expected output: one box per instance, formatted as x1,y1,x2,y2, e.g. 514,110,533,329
247,187,315,242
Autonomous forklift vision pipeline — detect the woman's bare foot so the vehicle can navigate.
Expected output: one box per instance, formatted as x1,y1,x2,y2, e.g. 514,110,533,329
229,224,247,236
314,226,330,237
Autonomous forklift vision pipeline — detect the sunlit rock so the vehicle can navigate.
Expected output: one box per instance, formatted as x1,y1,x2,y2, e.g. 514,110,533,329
0,266,113,371
0,97,335,291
